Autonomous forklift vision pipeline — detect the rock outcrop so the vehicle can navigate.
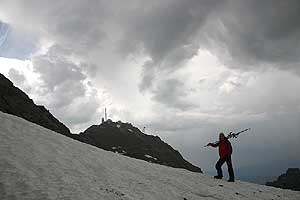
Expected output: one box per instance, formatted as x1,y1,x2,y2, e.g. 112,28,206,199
74,120,202,173
0,73,71,136
266,168,300,191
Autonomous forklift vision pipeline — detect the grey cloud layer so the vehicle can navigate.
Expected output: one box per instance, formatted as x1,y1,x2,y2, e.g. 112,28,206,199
1,0,300,170
2,0,300,68
152,78,196,111
1,0,300,124
118,0,224,90
202,0,300,71
1,0,224,87
30,46,102,129
2,0,300,94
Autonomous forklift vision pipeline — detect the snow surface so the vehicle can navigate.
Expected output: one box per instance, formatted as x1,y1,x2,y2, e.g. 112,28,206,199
0,111,299,200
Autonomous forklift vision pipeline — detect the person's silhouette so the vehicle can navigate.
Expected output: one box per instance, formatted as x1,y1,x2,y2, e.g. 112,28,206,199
207,132,235,182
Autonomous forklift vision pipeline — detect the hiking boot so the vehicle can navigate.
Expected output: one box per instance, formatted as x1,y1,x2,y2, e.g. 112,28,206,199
227,179,235,182
214,175,223,179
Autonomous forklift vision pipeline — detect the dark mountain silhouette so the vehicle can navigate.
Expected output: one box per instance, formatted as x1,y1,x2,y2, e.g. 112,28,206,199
0,73,71,136
73,120,202,173
266,168,300,191
0,73,202,173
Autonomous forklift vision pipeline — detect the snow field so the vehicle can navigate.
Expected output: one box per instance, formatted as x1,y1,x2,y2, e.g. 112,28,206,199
0,111,299,200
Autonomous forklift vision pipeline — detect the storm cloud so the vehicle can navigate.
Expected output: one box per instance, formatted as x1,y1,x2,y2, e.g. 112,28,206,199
152,78,196,111
0,0,300,174
201,0,300,72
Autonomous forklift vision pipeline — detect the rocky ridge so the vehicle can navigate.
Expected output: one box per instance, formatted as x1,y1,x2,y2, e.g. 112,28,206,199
266,168,300,191
0,73,202,173
74,120,202,173
0,73,71,136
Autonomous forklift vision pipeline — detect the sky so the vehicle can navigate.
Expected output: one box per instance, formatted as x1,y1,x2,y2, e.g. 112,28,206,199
0,0,300,174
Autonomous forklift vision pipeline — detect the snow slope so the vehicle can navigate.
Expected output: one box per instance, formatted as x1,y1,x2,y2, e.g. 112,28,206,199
0,111,299,200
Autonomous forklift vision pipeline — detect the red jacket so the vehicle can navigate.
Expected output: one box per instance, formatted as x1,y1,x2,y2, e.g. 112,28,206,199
211,139,232,158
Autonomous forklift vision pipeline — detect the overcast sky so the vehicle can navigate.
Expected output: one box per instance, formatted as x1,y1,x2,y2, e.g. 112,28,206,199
0,0,300,173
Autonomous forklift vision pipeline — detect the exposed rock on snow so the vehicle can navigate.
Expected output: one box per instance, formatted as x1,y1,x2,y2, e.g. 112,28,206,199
0,111,299,200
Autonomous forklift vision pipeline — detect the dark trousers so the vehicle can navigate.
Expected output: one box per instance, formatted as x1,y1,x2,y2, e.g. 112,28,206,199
215,156,234,180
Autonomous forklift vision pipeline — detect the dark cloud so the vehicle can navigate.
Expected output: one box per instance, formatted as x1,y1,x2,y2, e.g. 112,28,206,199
202,0,300,72
80,63,99,78
152,78,195,111
138,61,156,91
32,54,86,108
118,0,225,90
2,0,300,78
33,50,86,93
123,0,222,57
31,45,102,130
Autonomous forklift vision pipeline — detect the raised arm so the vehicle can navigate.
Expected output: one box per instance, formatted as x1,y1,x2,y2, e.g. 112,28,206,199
207,142,219,147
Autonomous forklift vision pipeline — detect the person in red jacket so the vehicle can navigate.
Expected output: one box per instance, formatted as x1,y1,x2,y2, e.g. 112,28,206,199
207,132,235,182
